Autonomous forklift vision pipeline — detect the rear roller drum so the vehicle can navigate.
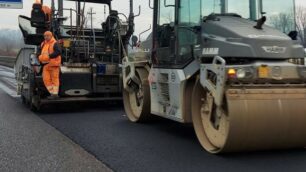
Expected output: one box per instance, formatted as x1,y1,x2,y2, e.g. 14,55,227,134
123,68,151,122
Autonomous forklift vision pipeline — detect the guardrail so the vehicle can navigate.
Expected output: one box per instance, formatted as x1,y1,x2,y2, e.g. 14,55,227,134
0,56,16,68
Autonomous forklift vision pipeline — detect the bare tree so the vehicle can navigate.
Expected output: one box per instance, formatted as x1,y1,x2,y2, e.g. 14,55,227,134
5,43,11,55
269,12,295,34
295,6,306,47
0,29,24,56
0,36,16,56
164,11,174,23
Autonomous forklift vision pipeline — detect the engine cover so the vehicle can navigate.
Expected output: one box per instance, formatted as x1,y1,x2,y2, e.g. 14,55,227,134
201,15,304,59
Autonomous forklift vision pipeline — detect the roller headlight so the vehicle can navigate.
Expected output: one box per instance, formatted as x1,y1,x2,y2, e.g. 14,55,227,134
236,69,246,79
227,67,254,80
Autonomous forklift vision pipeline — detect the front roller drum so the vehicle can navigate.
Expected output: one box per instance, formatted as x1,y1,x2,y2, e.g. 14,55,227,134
192,81,306,153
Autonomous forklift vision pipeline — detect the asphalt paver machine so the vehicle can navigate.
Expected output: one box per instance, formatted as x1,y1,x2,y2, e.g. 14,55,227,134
15,0,136,110
123,0,306,153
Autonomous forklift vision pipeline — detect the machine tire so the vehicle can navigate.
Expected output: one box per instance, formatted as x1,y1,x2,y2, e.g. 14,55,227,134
29,95,41,112
28,70,41,112
21,95,27,105
123,68,151,122
29,97,37,112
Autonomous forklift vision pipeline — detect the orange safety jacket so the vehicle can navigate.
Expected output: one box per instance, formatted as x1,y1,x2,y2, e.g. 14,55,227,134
39,37,62,66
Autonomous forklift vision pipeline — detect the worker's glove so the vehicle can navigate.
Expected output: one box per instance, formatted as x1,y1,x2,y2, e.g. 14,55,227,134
41,52,49,57
39,54,50,64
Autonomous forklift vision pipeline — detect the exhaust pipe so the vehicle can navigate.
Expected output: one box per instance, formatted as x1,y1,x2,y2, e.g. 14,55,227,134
126,0,135,44
130,0,134,18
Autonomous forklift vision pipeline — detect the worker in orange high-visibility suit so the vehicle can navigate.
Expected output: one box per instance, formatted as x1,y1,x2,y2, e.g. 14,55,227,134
38,31,62,99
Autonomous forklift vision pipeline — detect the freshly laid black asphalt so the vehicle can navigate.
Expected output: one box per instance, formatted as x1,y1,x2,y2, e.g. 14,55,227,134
0,90,111,172
38,102,306,172
1,65,306,172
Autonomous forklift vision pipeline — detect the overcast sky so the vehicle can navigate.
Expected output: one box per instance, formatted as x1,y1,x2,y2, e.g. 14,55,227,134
0,0,305,40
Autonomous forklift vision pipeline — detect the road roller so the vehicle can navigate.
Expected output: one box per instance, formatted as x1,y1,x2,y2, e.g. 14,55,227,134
122,0,306,153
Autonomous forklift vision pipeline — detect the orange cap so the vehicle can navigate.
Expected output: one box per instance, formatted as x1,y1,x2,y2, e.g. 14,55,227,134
35,0,41,4
44,31,53,37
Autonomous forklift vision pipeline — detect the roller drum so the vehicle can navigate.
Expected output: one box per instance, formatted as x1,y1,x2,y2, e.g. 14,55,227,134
192,84,306,153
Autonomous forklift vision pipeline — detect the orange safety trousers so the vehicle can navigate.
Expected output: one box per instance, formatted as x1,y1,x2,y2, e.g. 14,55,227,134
43,64,60,95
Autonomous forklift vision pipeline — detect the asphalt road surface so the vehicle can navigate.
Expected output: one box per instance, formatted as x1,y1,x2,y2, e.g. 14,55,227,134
1,65,306,172
0,66,110,172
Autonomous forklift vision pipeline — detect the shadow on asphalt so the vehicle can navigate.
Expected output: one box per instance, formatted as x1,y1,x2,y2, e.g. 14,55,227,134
36,101,124,114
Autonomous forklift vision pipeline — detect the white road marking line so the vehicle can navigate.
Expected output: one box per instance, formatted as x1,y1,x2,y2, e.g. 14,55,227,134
0,81,19,98
0,65,19,98
0,65,14,72
0,71,15,78
2,77,17,87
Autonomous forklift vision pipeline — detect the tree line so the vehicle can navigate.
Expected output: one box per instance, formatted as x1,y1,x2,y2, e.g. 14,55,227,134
0,29,24,57
269,6,306,47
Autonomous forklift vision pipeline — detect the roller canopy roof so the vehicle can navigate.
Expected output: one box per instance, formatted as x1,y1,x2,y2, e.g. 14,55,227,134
65,0,112,4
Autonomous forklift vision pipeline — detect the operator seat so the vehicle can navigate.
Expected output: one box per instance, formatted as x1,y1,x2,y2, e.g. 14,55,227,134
101,10,119,54
157,24,174,48
31,3,51,30
102,10,119,32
